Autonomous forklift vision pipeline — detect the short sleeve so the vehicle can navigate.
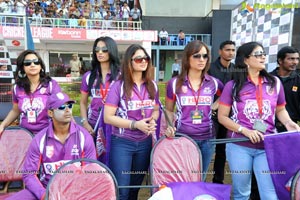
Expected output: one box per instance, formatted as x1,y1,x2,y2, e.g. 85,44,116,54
219,81,234,106
50,79,62,93
105,80,122,107
166,78,176,101
80,72,91,93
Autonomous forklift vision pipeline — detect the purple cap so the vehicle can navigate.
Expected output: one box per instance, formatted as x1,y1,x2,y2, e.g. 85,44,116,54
46,92,75,110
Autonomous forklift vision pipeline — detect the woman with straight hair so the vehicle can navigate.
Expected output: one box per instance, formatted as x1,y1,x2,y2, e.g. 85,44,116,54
0,49,61,135
104,44,159,200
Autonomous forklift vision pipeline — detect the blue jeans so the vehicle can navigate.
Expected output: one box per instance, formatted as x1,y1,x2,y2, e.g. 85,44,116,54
194,139,215,181
226,143,277,200
110,135,152,200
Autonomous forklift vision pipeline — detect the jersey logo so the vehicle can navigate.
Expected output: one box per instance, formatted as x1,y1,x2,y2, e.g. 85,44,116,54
292,86,298,92
181,86,188,93
46,145,54,158
44,160,70,175
180,96,212,106
71,144,80,156
127,100,155,110
243,99,272,123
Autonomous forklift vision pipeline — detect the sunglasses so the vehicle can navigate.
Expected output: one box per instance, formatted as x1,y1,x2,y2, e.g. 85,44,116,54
250,51,266,58
131,56,150,63
192,53,208,59
23,59,41,66
57,103,73,110
95,46,109,53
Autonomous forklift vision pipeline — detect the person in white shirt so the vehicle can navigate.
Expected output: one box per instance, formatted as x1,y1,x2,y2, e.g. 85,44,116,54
171,59,180,77
159,28,168,45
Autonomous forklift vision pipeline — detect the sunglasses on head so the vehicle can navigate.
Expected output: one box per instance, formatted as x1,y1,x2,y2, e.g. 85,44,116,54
192,53,208,59
57,103,73,110
250,51,266,58
23,59,41,66
95,46,109,53
131,56,150,63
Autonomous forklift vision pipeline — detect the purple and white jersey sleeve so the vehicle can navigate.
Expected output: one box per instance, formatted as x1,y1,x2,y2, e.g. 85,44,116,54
22,134,46,199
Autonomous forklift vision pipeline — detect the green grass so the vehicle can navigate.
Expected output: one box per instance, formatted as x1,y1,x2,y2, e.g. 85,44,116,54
59,82,167,116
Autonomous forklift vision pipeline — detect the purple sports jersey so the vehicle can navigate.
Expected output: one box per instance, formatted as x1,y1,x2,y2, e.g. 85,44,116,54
80,71,115,127
105,80,159,141
22,121,96,199
166,75,223,140
219,76,286,149
13,79,61,134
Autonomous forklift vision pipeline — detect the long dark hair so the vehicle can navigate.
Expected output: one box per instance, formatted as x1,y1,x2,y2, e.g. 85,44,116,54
15,50,51,95
88,36,120,94
120,44,156,100
233,42,275,101
176,40,210,92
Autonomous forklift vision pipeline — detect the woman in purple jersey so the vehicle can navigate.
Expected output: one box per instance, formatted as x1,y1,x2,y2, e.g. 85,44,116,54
0,50,61,136
104,44,159,200
165,40,223,181
80,36,120,135
218,42,300,199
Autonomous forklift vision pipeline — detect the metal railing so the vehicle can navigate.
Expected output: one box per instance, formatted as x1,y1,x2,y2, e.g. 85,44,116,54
0,15,142,30
155,34,212,46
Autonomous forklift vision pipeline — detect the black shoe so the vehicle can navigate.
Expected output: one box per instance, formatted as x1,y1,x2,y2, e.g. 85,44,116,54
212,177,223,184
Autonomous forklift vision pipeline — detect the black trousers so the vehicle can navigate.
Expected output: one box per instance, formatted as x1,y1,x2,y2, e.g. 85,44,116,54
212,118,227,184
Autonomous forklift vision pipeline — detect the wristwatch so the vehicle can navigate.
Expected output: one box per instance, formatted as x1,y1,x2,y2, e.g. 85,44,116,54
237,126,243,133
81,118,87,123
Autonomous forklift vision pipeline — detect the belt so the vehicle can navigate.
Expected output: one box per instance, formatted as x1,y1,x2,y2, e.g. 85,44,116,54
71,71,79,73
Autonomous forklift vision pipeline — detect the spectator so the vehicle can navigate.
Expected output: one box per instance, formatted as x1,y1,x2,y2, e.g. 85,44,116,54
159,27,168,45
128,0,134,9
69,14,78,28
31,9,43,25
104,44,159,200
90,5,102,28
113,4,122,29
78,14,87,27
208,40,235,184
0,50,62,135
80,37,120,163
69,53,81,77
165,40,223,180
171,58,180,77
130,4,141,30
121,2,130,28
270,46,300,132
6,92,96,200
218,41,300,199
178,30,185,45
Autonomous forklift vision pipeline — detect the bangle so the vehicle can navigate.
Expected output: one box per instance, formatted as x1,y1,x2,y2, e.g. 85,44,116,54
130,120,137,130
80,118,87,123
237,126,243,133
284,120,292,126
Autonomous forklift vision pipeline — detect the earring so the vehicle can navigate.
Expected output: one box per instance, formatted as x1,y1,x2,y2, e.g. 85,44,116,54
18,71,27,78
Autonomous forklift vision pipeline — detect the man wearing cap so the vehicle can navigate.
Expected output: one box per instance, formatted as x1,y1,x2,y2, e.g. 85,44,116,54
7,92,96,200
69,53,81,77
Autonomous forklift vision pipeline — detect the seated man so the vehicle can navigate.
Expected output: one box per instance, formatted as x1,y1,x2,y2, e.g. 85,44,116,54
159,28,168,45
7,92,96,200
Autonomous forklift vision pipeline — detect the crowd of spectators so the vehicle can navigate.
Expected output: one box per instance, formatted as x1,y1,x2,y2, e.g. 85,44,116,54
0,0,142,29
